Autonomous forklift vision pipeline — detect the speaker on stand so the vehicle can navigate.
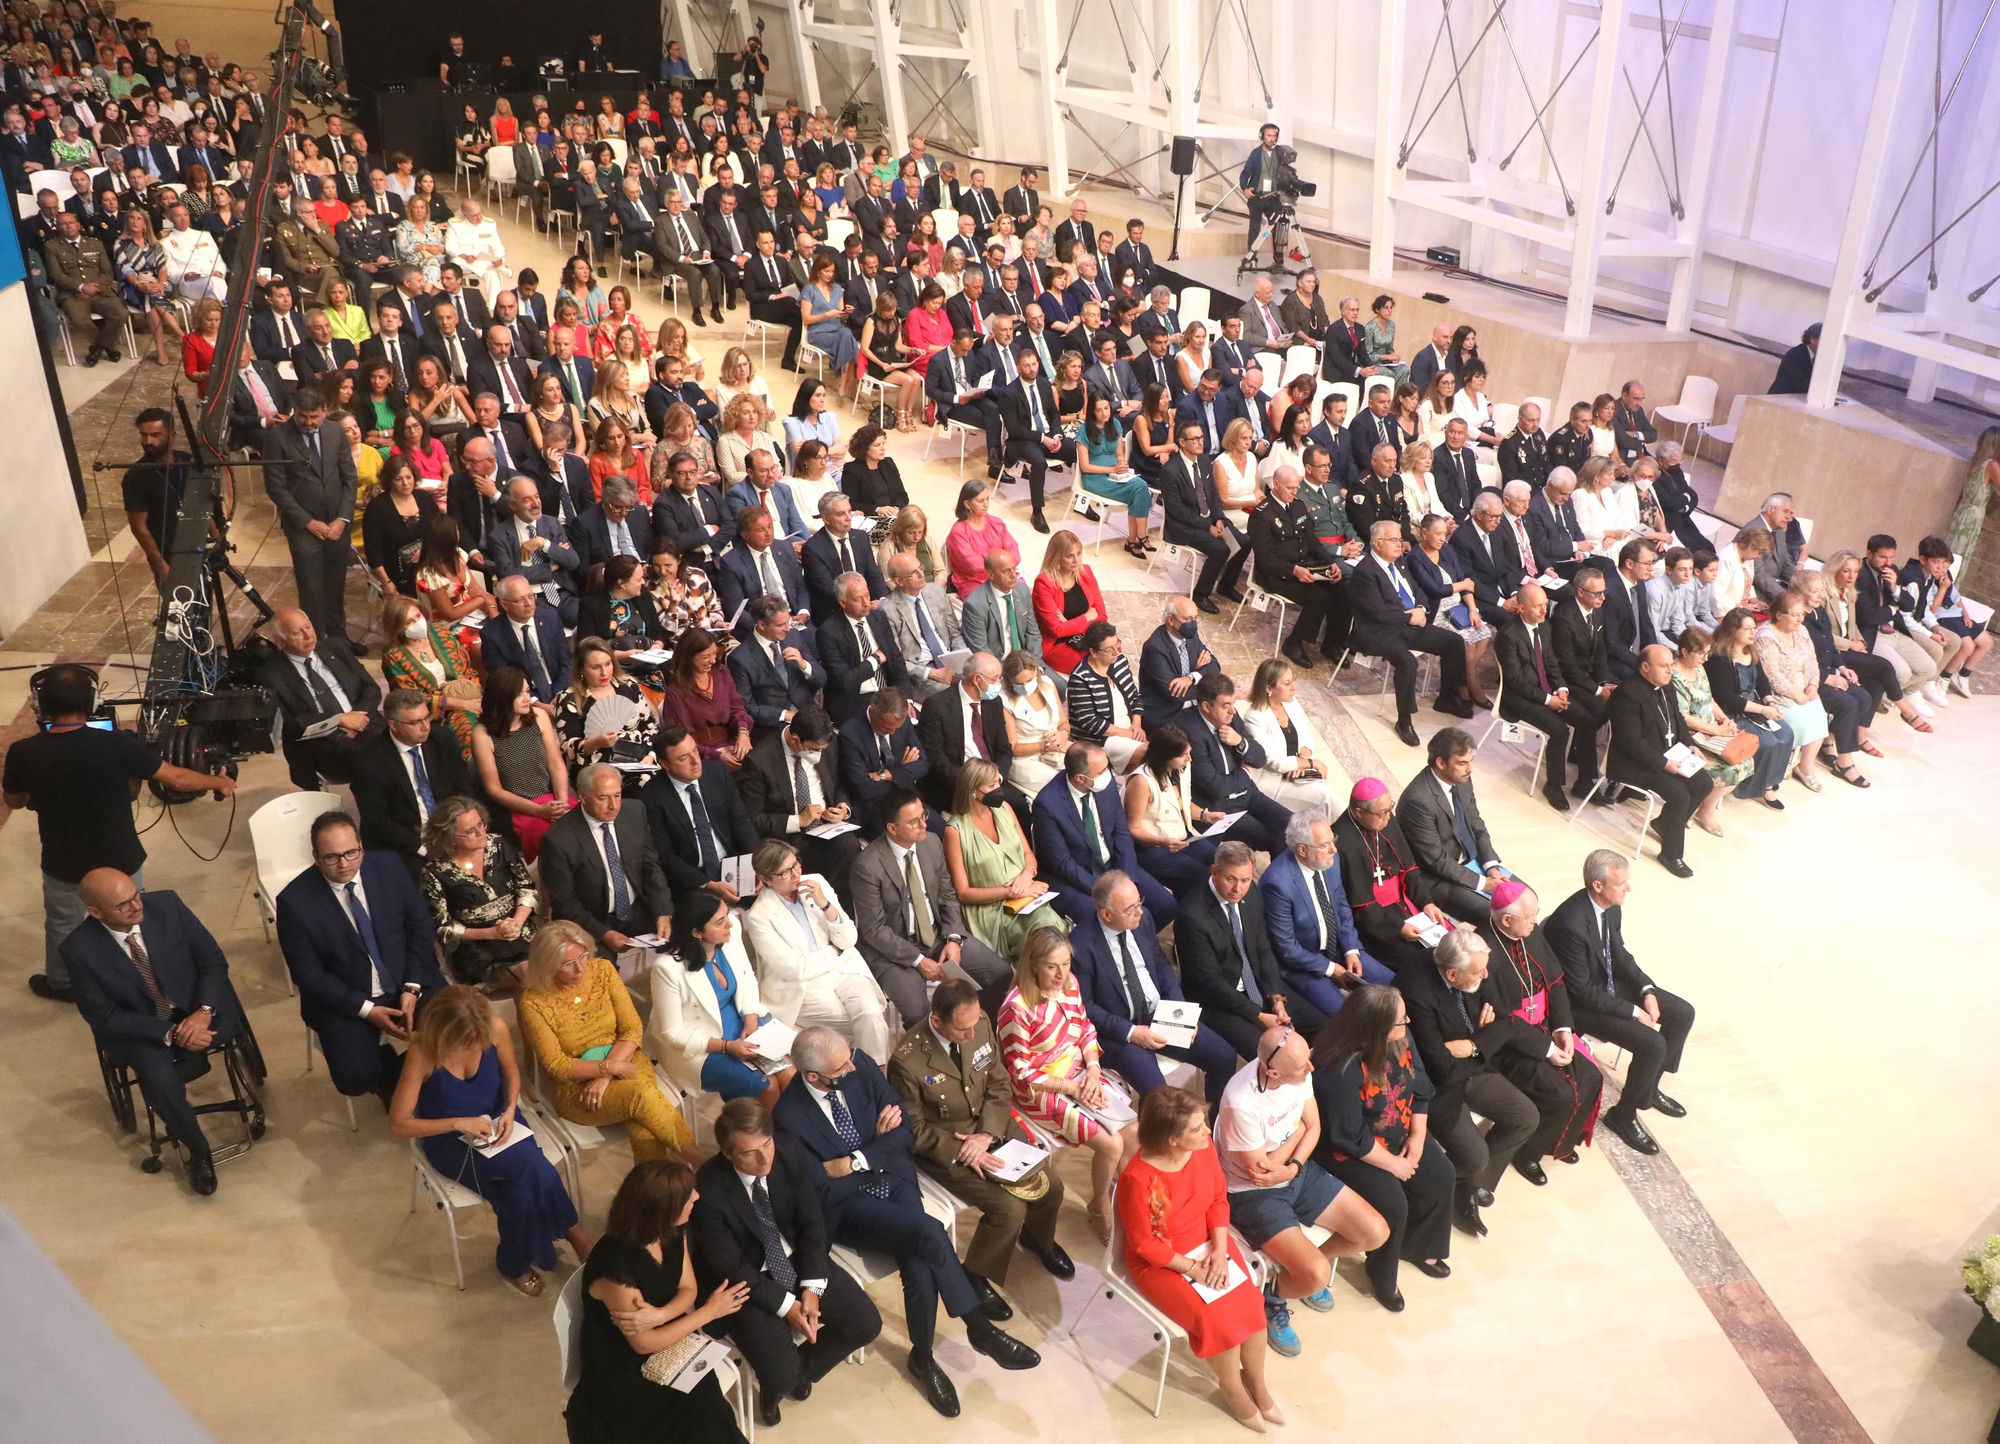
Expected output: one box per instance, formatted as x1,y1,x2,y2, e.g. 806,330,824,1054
1168,134,1196,261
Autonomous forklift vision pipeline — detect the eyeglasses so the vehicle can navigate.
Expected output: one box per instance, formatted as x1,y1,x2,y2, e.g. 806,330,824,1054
317,846,363,864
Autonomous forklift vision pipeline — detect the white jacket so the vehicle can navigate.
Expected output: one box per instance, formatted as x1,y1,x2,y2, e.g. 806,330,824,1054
740,873,882,1026
646,917,763,1095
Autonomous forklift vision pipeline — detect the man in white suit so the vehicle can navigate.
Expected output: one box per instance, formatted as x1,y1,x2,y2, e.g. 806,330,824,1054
878,551,964,704
741,838,892,1062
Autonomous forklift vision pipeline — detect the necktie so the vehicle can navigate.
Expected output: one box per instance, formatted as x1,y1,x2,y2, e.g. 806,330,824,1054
343,882,386,988
600,822,632,917
1532,627,1551,691
302,655,340,714
306,429,321,465
407,304,424,338
949,1040,965,1073
825,1086,891,1197
519,623,551,692
1514,518,1536,574
1225,901,1261,1006
320,345,334,371
757,550,784,598
835,535,852,573
724,215,740,252
675,215,693,253
914,598,944,658
498,358,524,411
967,699,991,758
748,1179,799,1290
125,931,171,1019
904,848,935,948
488,426,511,471
1450,786,1479,866
1391,562,1413,608
1115,931,1152,1023
764,255,779,285
446,334,465,382
278,312,296,348
1310,868,1340,952
878,730,894,771
1080,792,1104,866
1452,987,1475,1034
1602,914,1616,994
792,751,813,811
684,781,721,875
406,745,435,812
951,356,965,396
562,359,581,406
1003,593,1020,649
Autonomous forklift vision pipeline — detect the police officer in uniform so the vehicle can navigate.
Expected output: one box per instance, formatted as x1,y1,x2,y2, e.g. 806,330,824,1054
1247,461,1351,669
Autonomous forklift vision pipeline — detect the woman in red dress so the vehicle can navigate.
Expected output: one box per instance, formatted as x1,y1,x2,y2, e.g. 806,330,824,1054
1117,1086,1281,1430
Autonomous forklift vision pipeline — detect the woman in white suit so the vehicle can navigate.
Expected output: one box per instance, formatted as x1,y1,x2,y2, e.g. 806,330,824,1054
1239,656,1345,812
740,839,893,1064
647,891,795,1110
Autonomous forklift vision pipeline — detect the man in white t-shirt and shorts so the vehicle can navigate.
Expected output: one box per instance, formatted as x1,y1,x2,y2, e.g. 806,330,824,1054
1215,1025,1388,1356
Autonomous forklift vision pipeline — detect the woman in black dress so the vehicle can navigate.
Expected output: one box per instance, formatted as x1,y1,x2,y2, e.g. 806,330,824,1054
363,455,440,598
842,424,909,521
568,1157,751,1444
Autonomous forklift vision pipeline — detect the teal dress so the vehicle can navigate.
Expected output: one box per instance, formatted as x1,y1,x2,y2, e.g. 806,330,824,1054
696,948,770,1100
1078,419,1152,516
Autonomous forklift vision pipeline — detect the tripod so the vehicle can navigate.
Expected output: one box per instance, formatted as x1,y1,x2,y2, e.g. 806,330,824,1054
1240,196,1306,275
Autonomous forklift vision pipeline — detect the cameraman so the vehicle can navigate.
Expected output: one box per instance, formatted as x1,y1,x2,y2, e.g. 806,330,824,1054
1239,122,1296,264
3,664,237,1004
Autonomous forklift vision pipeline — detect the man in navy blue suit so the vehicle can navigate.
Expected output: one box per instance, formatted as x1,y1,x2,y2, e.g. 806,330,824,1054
1185,673,1293,856
64,873,246,1194
1031,744,1176,925
1217,362,1275,465
724,450,810,546
774,1029,1039,1415
1066,871,1240,1108
1260,808,1397,1020
713,506,811,639
275,811,442,1105
729,595,824,739
801,491,886,624
1598,537,1659,682
483,577,571,702
1137,596,1219,733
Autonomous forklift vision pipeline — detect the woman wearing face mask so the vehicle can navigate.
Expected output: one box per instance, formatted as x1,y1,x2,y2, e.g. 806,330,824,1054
998,648,1069,794
1066,620,1148,773
1121,723,1222,894
379,594,481,760
942,757,1066,959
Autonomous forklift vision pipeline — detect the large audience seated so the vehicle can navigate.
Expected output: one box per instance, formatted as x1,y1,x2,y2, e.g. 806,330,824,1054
9,22,1991,1433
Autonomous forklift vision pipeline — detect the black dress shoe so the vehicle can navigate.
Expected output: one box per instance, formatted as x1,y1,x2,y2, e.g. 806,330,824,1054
188,1156,218,1196
1659,856,1694,879
966,1319,1040,1369
1452,1207,1488,1238
908,1354,961,1417
1374,1287,1406,1312
1194,595,1220,615
1030,510,1050,534
691,311,707,326
758,1396,783,1429
1432,697,1475,718
83,347,102,367
1034,1242,1075,1280
1651,1091,1686,1119
987,464,1003,481
1542,785,1571,814
1394,719,1421,748
1515,1158,1548,1187
28,974,75,1003
1281,640,1315,672
1217,586,1246,604
711,307,725,324
1411,1259,1451,1279
1473,1187,1494,1208
1571,776,1599,800
1555,1151,1580,1165
1079,505,1102,521
966,1273,1013,1322
1605,1111,1660,1155
788,1378,812,1402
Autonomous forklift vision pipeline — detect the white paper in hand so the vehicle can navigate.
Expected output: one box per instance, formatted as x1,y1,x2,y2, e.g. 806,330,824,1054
747,1018,797,1061
669,1338,736,1392
1197,811,1246,840
1662,742,1700,775
473,1116,533,1158
985,1138,1049,1182
1152,999,1201,1048
1183,1240,1253,1305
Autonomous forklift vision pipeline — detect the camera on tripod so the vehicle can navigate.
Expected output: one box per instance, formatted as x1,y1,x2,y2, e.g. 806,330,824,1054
1269,145,1316,201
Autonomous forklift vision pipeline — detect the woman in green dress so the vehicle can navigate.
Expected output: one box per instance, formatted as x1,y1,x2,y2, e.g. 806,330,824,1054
1945,425,2000,563
1363,294,1410,384
942,757,1066,959
1670,624,1748,839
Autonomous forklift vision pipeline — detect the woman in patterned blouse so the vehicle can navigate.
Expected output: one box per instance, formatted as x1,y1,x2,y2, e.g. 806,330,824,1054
418,797,538,989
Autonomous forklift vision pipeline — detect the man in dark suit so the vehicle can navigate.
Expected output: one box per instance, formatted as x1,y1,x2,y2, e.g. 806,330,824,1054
1217,363,1274,461
1032,745,1177,925
1348,522,1472,746
120,122,180,181
737,709,863,902
1185,672,1294,855
915,654,1026,821
816,573,911,724
1321,295,1374,384
484,578,571,702
356,295,421,389
1604,645,1711,879
713,506,811,638
1157,421,1234,610
487,477,584,625
640,726,762,903
996,348,1072,531
1545,851,1697,1152
1492,585,1593,814
64,874,248,1194
703,190,756,308
1002,168,1041,225
836,690,933,838
417,296,481,389
434,266,490,332
1347,387,1403,479
652,448,735,567
924,329,1003,480
1448,490,1525,609
346,690,473,878
464,324,537,414
691,1101,885,1428
1611,380,1656,464
262,387,358,645
224,339,295,452
1599,538,1660,682
381,270,435,345
288,307,356,380
738,225,800,364
730,596,824,740
1398,713,1516,922
1267,804,1405,1013
1138,597,1220,732
1112,219,1156,293
259,608,383,788
801,492,887,623
1402,929,1545,1235
1066,870,1239,1109
568,478,656,570
1431,420,1482,522
490,289,546,364
1549,566,1616,786
544,767,674,953
538,328,596,414
773,1033,1038,1416
275,811,442,1104
1498,404,1550,491
1176,842,1326,1060
444,435,511,574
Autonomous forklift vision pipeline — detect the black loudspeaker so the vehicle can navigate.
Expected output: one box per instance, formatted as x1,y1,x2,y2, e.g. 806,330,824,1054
1170,135,1197,176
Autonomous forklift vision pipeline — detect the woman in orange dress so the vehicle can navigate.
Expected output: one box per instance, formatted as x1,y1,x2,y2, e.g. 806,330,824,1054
1118,1086,1278,1429
997,931,1135,1241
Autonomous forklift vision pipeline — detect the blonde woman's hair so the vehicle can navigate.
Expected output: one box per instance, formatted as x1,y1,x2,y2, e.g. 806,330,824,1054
722,391,762,433
952,756,1001,815
1221,417,1253,454
381,592,424,638
1040,529,1082,578
1821,548,1863,595
1575,456,1615,492
522,920,596,993
412,983,495,1060
591,357,629,407
721,345,754,384
1013,928,1072,1008
1401,439,1434,470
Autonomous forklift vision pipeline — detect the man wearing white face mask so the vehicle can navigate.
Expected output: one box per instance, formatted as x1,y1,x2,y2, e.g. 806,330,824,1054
1031,742,1179,927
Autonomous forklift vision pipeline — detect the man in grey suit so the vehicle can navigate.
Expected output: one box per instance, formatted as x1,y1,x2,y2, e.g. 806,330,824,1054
879,552,963,704
263,384,360,647
1742,491,1803,604
960,552,1062,691
851,788,1012,1024
539,764,675,952
486,476,584,626
1394,726,1517,925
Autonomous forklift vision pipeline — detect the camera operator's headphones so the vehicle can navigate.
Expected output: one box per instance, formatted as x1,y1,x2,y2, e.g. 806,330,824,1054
27,663,100,724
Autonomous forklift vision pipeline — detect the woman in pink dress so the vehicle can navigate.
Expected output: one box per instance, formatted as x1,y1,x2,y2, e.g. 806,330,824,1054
998,931,1136,1242
944,480,1020,598
1118,1086,1279,1430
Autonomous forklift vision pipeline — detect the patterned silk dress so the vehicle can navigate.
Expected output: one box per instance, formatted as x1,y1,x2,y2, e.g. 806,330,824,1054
997,980,1104,1146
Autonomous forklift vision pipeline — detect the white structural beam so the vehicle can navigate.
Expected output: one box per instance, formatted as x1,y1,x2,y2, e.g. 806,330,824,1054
1664,0,1739,331
1563,0,1630,336
781,0,820,113
1809,0,1924,409
868,0,909,146
1368,0,1403,279
1031,0,1071,195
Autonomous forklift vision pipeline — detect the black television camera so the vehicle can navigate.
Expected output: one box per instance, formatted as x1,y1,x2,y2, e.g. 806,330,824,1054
1269,145,1316,200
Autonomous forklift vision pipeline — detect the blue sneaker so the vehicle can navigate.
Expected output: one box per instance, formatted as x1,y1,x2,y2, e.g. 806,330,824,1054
1299,1286,1336,1313
1263,1292,1301,1357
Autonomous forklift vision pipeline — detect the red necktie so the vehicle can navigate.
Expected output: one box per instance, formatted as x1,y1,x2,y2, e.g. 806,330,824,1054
1532,627,1550,692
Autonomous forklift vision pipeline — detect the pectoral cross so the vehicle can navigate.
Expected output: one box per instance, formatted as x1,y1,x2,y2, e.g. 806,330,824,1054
1371,863,1387,886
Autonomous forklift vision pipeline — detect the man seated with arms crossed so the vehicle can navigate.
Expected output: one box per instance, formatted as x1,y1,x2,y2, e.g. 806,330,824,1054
773,1027,1039,1417
889,978,1074,1313
1176,841,1326,1059
1217,1025,1389,1357
64,870,251,1195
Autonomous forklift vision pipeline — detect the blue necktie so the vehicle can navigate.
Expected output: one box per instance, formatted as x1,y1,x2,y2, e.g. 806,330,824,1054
343,882,385,984
407,745,435,812
684,781,720,876
1391,563,1414,608
914,599,944,659
826,1086,891,1198
748,1179,798,1291
1226,901,1261,1007
1450,787,1479,867
600,822,632,917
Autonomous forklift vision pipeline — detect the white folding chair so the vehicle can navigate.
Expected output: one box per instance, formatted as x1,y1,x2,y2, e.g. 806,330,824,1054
1654,375,1718,451
408,1099,572,1289
250,790,341,958
556,1264,759,1435
603,137,629,169
525,1049,627,1209
825,216,855,252
1281,344,1319,386
1567,775,1664,863
302,1027,357,1132
1363,375,1395,404
484,146,517,202
1488,401,1519,439
1522,395,1553,422
1475,675,1550,796
1177,285,1212,329
1068,1179,1194,1417
1694,392,1749,464
1253,351,1284,386
1144,539,1202,593
923,415,985,479
1228,583,1291,655
1065,468,1128,552
795,338,828,379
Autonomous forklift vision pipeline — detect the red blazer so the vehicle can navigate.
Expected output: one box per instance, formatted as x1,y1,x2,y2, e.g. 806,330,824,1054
1033,566,1107,674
